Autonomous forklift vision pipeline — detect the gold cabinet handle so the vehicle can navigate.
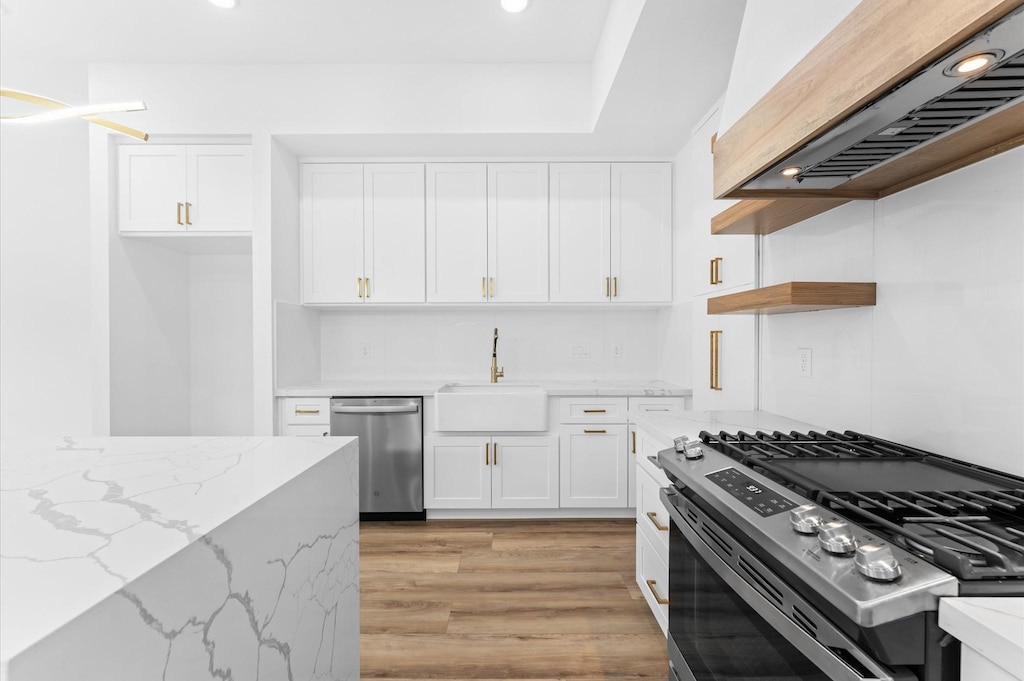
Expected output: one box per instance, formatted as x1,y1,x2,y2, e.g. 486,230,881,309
176,202,183,225
357,277,364,298
482,276,487,298
646,511,668,532
489,277,494,298
710,257,723,285
710,330,723,391
632,431,637,454
485,442,490,466
365,277,370,298
645,579,669,605
185,202,192,225
493,442,498,465
604,276,610,297
583,408,606,413
294,409,320,415
583,429,606,434
613,276,618,297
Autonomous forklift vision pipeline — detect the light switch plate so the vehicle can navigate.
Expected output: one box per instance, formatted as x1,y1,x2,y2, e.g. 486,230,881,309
569,344,590,358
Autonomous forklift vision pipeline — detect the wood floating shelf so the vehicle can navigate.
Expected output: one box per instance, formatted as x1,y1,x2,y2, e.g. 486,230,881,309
711,198,853,236
712,0,1024,201
707,282,877,315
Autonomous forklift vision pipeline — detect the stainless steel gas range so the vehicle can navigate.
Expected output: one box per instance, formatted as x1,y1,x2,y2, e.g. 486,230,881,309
658,429,1023,681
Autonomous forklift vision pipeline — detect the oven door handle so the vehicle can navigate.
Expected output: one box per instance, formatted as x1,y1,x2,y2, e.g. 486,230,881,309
661,489,914,681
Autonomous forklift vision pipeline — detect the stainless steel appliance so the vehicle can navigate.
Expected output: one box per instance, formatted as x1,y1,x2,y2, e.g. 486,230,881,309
659,430,1023,681
330,397,424,520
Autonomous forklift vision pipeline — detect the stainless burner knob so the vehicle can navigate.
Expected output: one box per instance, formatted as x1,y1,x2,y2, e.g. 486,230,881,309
674,436,704,460
789,504,824,534
855,544,902,582
817,521,858,555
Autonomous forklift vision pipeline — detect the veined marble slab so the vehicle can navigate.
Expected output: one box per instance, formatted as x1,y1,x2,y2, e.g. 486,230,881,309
0,436,359,681
276,378,691,398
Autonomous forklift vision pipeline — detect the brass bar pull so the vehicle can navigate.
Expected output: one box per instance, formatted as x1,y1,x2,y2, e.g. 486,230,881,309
583,429,606,434
185,202,192,225
493,443,498,465
710,330,723,391
294,409,320,415
357,277,364,298
613,276,618,297
583,408,606,413
632,431,637,454
176,202,183,225
485,442,490,466
604,276,610,297
646,511,669,532
365,278,370,298
482,277,487,298
646,579,669,605
710,257,723,285
489,277,494,298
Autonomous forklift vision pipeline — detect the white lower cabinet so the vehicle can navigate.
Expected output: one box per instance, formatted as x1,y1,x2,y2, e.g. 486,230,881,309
424,435,558,509
636,523,670,635
634,425,674,635
278,398,330,437
559,424,629,507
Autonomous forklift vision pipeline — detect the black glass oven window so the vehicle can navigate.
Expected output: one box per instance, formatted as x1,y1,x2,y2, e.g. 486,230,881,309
669,522,828,681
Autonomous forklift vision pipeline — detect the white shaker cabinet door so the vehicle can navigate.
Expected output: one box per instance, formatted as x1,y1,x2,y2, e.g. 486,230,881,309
424,436,491,509
301,164,364,304
425,163,488,303
488,163,549,303
491,436,559,509
119,145,187,232
549,163,611,303
363,163,425,303
691,296,757,411
611,163,672,303
559,424,629,508
185,145,253,232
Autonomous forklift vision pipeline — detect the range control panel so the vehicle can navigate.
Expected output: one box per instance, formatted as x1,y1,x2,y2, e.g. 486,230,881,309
706,467,797,517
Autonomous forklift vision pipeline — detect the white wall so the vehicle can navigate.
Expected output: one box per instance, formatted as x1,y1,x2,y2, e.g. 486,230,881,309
318,308,661,382
0,62,93,437
760,150,1024,475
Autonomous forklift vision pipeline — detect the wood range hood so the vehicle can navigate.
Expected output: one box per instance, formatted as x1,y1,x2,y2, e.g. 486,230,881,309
712,0,1024,236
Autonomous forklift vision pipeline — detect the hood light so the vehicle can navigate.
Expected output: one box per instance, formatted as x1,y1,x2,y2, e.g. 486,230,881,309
945,51,1001,77
780,166,801,178
501,0,529,13
208,0,238,8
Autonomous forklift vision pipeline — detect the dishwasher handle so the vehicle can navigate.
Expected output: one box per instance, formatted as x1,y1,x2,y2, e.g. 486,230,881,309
331,404,420,415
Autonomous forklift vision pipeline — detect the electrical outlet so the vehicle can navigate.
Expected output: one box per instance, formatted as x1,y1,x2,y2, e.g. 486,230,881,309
360,343,371,359
611,344,622,357
798,348,812,378
569,344,591,358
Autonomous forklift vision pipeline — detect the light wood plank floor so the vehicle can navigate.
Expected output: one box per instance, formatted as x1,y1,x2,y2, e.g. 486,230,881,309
360,519,669,680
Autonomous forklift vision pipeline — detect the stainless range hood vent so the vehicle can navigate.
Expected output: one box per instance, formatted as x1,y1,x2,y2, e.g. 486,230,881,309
743,5,1024,191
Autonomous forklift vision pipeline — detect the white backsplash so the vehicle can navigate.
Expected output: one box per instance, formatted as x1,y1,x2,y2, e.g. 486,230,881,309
320,307,662,382
760,149,1024,475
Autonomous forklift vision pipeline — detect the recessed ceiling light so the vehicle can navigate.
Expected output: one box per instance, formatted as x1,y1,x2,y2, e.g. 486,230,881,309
780,166,801,178
208,0,238,8
501,0,529,13
944,51,1001,77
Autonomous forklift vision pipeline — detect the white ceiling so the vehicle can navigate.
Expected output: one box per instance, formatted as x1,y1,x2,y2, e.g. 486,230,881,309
0,0,612,64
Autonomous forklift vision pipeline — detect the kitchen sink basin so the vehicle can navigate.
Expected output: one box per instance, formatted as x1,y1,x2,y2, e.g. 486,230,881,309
434,383,548,432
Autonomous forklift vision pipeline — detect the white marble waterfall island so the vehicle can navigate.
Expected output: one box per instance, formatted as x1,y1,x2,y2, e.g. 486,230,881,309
0,436,359,681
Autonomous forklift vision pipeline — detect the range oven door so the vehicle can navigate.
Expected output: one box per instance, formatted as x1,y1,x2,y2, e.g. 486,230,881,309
660,488,914,681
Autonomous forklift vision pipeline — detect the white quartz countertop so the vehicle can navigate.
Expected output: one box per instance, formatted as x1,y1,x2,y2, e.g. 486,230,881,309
628,410,823,445
0,435,358,669
276,378,691,398
939,598,1024,680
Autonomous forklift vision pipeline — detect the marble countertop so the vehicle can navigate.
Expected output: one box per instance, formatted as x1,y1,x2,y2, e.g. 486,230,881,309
0,435,358,670
276,378,691,398
628,410,822,445
939,598,1024,680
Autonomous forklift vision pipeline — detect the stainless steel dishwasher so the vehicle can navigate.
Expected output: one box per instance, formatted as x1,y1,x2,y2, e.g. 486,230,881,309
330,397,424,519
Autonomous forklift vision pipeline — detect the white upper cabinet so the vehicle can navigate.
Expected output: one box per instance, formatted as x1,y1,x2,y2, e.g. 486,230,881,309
612,163,672,303
301,163,425,304
550,163,671,303
426,163,548,303
487,163,549,303
550,163,611,303
426,164,488,303
119,144,252,233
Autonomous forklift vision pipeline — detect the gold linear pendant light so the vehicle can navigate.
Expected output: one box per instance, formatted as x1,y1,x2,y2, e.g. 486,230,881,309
0,88,149,141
